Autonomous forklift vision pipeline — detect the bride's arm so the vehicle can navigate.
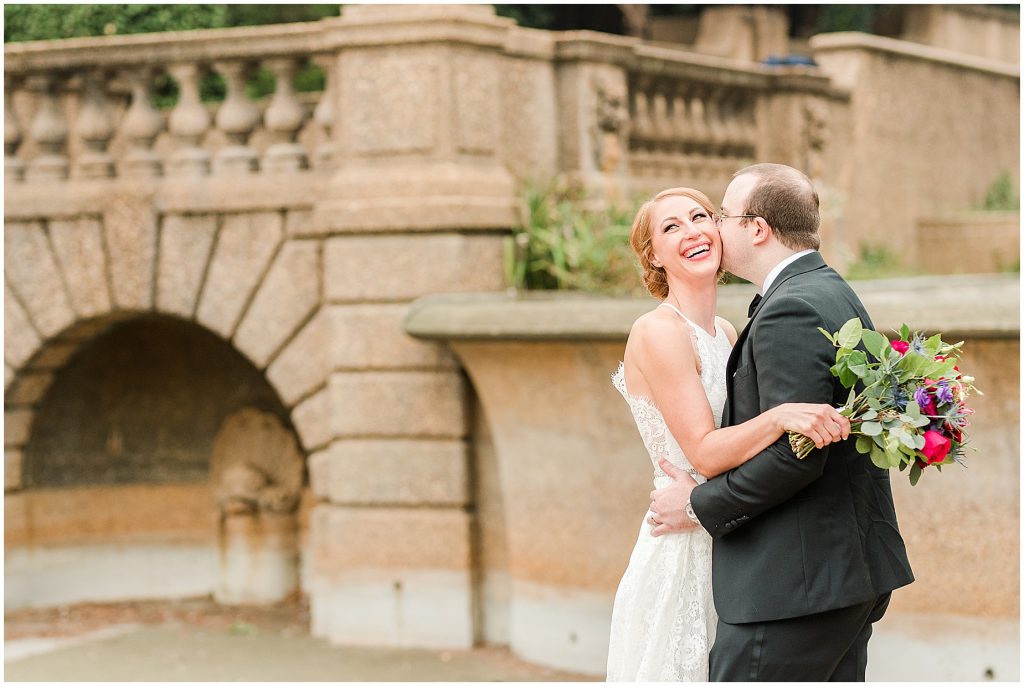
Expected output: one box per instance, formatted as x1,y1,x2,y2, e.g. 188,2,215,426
634,317,845,480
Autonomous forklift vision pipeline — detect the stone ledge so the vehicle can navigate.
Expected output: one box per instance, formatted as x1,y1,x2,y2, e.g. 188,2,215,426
810,32,1020,79
405,275,1020,341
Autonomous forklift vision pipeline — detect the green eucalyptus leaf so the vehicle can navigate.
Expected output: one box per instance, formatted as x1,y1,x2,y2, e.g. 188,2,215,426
860,409,878,421
913,416,930,428
898,430,917,450
870,445,890,470
837,318,864,350
914,433,926,449
861,421,883,436
905,401,920,418
855,436,874,454
862,329,886,360
872,433,886,448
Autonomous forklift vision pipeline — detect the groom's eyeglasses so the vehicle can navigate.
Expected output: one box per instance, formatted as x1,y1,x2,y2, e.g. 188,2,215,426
713,213,758,228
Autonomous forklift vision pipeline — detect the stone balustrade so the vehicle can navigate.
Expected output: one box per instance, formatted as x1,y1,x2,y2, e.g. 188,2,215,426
4,22,331,182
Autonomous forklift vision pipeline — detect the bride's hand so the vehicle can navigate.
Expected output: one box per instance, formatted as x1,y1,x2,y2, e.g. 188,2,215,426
772,403,850,449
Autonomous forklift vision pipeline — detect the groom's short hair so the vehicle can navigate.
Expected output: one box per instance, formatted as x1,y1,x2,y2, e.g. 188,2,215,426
734,163,821,250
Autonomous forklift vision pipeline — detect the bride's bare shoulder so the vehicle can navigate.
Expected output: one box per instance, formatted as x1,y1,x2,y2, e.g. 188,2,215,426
628,308,696,361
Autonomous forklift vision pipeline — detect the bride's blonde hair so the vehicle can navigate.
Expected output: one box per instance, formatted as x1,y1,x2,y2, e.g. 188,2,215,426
630,187,723,299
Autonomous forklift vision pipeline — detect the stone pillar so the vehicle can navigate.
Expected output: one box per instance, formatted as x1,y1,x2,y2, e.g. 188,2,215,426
554,36,634,202
693,5,789,63
312,5,519,232
302,4,518,650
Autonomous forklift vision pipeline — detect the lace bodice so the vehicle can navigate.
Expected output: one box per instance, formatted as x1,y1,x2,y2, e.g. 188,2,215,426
611,303,733,489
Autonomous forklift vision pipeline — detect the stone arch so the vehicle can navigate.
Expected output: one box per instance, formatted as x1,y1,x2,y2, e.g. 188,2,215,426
4,208,326,489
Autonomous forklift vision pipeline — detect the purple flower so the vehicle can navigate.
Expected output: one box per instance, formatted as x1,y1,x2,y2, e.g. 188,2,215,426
913,386,936,415
935,381,954,405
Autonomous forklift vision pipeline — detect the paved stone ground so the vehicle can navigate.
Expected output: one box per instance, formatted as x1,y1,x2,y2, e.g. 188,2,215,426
4,596,597,682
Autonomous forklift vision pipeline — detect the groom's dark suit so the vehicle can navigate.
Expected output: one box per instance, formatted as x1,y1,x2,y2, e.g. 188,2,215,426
690,252,914,681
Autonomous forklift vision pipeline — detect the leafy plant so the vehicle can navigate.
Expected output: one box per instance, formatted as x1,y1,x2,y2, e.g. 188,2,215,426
506,183,645,295
981,171,1020,211
844,242,913,281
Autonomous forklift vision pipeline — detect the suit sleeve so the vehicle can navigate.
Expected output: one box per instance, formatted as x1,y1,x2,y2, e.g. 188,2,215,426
690,294,837,538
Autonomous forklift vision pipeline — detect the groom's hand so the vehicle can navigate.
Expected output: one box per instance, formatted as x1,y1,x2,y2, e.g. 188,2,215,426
648,458,699,537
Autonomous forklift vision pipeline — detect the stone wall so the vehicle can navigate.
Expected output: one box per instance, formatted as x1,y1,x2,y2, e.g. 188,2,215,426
810,33,1020,271
902,4,1020,65
406,275,1020,679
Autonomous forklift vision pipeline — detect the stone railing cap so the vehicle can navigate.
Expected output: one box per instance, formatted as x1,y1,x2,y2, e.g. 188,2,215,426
810,32,1020,80
406,274,1020,342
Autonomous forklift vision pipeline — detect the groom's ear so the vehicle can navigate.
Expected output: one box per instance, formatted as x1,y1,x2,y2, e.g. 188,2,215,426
750,217,774,246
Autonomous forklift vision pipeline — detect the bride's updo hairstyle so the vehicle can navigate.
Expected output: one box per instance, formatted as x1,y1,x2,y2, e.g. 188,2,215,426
630,187,718,299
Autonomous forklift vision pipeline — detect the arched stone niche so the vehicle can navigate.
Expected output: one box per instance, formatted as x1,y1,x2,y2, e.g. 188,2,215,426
6,314,306,609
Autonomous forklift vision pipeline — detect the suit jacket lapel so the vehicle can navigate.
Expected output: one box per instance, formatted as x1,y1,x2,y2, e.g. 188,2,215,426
724,252,828,426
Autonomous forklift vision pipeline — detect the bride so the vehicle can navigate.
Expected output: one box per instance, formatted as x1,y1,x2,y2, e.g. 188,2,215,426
606,187,850,681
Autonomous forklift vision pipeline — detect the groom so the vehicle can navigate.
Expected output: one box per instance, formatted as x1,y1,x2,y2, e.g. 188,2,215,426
648,164,914,681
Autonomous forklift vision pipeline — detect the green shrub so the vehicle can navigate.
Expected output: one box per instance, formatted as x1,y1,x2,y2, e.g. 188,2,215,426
981,171,1020,211
506,183,646,295
844,242,913,281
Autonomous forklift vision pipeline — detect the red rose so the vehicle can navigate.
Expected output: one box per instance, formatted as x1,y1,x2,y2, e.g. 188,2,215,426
891,340,910,355
921,430,951,464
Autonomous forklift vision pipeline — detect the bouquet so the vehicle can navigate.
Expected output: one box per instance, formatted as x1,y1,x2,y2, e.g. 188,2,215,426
788,318,979,485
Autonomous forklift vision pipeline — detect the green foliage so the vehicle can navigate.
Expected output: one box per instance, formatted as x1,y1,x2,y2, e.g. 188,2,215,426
815,5,877,33
981,171,1020,211
5,5,332,109
506,183,644,295
4,4,228,43
844,242,913,281
4,4,339,43
492,5,561,30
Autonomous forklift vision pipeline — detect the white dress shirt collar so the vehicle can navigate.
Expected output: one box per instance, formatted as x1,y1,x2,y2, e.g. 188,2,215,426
761,249,816,294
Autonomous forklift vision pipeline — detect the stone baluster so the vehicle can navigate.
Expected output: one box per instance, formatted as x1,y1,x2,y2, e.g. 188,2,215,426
5,76,26,182
311,55,335,171
704,86,727,153
631,90,652,146
166,63,211,177
75,69,116,178
261,57,307,173
211,60,260,175
651,90,672,147
25,72,69,181
120,67,164,178
688,88,711,155
670,90,693,152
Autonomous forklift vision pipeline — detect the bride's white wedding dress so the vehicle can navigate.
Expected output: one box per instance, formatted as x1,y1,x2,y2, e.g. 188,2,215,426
606,302,733,682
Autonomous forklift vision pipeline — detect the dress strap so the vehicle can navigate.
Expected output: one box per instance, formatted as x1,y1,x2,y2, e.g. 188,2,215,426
658,302,713,337
657,301,688,320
